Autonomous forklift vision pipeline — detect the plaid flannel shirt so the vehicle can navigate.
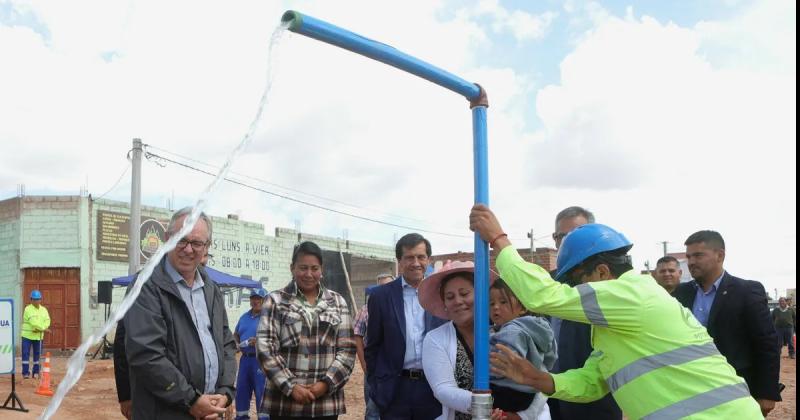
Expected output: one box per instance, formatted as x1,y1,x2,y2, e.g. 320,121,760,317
353,303,369,338
257,282,356,417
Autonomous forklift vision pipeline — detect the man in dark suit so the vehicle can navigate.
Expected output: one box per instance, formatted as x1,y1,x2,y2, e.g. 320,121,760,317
675,230,781,417
547,206,621,420
365,233,447,419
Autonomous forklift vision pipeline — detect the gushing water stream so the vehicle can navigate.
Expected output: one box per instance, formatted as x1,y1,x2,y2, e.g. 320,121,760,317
41,23,289,420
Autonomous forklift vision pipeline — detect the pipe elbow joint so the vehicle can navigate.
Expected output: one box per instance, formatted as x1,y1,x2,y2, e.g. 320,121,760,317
469,84,489,109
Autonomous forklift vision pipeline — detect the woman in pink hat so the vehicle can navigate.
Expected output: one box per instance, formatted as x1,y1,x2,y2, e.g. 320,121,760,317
419,261,553,420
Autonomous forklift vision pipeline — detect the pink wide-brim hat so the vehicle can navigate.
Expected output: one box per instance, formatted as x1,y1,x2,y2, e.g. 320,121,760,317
418,260,498,320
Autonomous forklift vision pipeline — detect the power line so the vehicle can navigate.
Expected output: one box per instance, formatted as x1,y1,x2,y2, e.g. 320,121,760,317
144,144,432,226
144,150,479,239
93,159,132,200
142,145,538,242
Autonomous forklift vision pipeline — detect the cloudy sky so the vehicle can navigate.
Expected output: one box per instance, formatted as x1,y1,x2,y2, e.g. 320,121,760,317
1,0,795,295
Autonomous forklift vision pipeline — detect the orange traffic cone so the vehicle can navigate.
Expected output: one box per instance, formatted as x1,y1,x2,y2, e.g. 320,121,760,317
35,352,54,396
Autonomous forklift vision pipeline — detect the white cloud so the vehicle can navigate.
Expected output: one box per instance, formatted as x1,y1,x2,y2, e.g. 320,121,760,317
0,0,795,295
468,0,558,42
521,1,795,292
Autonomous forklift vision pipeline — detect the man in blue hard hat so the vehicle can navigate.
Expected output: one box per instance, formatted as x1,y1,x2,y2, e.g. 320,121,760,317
234,287,270,420
21,289,50,379
470,205,763,419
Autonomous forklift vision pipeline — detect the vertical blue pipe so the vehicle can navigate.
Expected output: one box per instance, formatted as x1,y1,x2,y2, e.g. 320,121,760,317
281,8,492,398
472,106,490,391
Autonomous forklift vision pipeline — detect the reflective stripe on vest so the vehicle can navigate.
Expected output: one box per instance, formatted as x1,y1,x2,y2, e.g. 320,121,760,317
606,342,720,392
576,284,608,326
641,382,751,419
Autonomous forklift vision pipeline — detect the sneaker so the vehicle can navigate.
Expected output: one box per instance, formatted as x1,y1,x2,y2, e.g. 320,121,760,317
22,375,30,379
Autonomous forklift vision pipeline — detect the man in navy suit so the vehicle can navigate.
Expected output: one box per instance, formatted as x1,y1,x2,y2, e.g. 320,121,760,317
674,230,781,417
365,233,446,419
547,206,621,420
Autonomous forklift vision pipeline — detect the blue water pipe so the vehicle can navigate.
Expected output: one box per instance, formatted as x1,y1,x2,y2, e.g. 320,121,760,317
281,9,493,409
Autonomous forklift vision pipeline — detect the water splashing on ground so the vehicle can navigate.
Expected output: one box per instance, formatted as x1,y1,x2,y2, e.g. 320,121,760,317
41,23,289,420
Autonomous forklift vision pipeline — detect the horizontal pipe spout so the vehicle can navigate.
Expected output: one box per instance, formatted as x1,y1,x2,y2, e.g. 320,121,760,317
281,10,483,103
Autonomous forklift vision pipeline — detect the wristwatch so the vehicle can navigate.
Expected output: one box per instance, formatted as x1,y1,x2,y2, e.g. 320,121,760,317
188,388,202,409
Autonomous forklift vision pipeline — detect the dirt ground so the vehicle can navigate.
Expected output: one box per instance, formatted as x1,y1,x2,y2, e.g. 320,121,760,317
1,348,795,419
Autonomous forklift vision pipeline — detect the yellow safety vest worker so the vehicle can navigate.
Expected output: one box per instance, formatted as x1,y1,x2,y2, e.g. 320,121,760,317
496,247,762,419
22,304,50,341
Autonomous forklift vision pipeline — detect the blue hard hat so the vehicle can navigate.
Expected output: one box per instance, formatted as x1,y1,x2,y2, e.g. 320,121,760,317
554,224,633,282
249,288,267,298
31,290,42,300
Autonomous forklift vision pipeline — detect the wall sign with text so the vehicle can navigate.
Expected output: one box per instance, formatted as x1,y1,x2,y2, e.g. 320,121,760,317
207,239,271,272
0,299,14,374
96,210,167,263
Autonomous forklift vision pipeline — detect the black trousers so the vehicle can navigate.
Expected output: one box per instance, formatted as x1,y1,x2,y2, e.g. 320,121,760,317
381,376,441,420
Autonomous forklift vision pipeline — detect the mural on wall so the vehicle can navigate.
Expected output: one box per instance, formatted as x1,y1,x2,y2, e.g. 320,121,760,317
96,210,273,278
139,219,166,260
96,210,167,263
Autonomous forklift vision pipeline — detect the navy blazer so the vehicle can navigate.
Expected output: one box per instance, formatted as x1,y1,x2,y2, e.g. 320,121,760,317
553,319,622,420
674,272,781,401
364,277,446,411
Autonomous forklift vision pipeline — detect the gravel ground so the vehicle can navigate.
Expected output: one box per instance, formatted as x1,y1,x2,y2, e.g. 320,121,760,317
1,347,795,419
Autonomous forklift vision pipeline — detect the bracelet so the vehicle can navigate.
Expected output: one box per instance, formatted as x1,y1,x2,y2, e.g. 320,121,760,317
489,233,508,249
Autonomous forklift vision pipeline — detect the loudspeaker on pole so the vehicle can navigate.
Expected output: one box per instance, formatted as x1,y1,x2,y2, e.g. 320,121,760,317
98,281,112,305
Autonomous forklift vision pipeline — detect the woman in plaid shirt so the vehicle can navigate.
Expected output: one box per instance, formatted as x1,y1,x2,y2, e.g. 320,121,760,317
257,241,356,420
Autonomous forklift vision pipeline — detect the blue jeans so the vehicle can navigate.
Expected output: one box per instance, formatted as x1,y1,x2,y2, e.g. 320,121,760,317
21,337,42,377
363,379,380,420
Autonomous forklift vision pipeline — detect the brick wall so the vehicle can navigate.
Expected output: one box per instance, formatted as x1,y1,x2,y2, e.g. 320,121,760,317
431,247,558,273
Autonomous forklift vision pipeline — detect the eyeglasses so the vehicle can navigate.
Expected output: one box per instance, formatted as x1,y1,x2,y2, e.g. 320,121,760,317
552,232,567,242
176,238,209,251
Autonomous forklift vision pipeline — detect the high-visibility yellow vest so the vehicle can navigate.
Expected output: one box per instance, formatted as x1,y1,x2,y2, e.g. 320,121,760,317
496,247,762,419
22,304,50,341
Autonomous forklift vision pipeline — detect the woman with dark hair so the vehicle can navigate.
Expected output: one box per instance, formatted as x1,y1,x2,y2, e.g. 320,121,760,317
257,241,356,420
419,261,553,420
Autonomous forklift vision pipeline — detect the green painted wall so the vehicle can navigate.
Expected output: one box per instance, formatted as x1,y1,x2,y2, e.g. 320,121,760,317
0,195,396,347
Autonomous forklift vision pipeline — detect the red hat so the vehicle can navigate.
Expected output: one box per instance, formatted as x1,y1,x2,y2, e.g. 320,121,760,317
418,260,498,320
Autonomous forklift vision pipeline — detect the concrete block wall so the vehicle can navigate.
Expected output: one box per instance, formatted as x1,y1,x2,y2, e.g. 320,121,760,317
0,198,22,310
19,196,81,267
0,194,400,346
274,227,395,276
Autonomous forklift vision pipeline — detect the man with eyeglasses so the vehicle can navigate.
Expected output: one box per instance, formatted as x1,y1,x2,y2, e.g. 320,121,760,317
120,207,237,420
547,206,622,420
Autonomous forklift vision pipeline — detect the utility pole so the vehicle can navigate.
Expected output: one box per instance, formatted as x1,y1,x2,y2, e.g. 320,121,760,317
661,241,669,256
128,138,143,276
527,229,535,262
